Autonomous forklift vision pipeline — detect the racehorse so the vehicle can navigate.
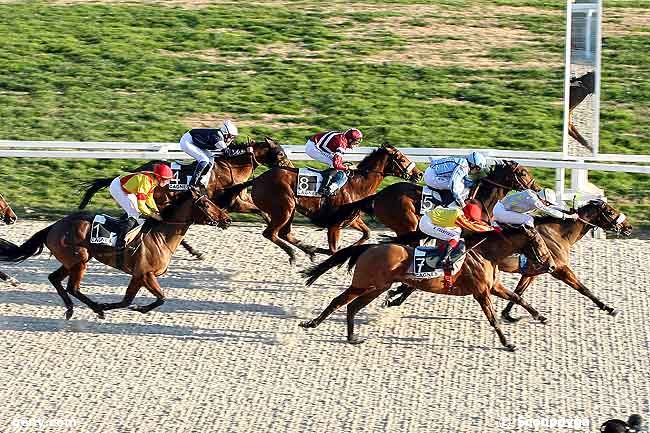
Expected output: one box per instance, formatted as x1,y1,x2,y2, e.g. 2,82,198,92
219,144,422,264
384,200,633,316
0,189,231,319
0,192,18,286
568,71,595,150
325,159,539,239
299,227,549,351
500,199,632,321
78,137,292,259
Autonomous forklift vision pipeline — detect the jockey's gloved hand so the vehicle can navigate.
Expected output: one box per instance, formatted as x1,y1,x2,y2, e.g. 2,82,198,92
565,213,579,220
150,213,163,222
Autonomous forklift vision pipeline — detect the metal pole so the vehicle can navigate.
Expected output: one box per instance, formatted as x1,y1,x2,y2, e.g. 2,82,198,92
562,0,573,158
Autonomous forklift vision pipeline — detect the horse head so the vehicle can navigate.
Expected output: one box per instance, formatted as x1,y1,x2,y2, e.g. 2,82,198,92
575,199,632,237
189,188,232,229
0,193,17,225
248,137,294,168
483,160,540,192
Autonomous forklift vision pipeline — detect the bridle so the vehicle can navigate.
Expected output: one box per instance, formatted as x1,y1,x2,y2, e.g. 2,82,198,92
579,200,628,235
385,149,417,180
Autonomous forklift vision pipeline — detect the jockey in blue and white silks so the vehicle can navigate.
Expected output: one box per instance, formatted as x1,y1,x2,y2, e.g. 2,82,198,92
423,151,489,207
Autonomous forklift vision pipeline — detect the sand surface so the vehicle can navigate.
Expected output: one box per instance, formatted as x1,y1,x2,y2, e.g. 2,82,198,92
0,221,648,432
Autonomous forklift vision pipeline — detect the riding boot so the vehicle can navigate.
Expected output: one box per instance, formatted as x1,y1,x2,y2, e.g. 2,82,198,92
520,225,555,275
116,217,138,250
191,161,211,188
318,168,337,196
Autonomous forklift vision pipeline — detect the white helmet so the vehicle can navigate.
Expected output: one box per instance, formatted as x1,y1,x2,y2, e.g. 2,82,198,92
538,188,557,204
220,119,238,140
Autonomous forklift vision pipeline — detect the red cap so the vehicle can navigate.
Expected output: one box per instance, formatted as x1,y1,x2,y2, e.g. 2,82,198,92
153,163,173,180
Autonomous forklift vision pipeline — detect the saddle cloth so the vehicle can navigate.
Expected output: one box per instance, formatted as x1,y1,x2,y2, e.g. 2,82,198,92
407,245,466,279
168,162,194,191
90,215,142,248
420,186,455,214
296,167,325,197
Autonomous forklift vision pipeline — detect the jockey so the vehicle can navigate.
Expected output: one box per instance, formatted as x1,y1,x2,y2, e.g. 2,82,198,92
179,119,239,188
418,201,494,289
304,128,363,196
423,151,490,207
493,188,578,275
109,163,174,248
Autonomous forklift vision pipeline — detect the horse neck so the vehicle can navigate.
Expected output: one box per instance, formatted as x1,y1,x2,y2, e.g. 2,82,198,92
475,184,508,218
351,155,390,198
152,201,194,251
211,159,252,186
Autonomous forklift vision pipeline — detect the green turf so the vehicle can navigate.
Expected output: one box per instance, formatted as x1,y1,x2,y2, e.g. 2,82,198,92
0,1,648,228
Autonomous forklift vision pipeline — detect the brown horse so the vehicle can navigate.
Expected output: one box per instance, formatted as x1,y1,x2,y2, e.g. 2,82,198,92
384,199,633,312
299,227,548,351
219,144,422,264
78,137,291,259
0,189,231,319
500,199,632,321
0,192,18,286
568,71,595,150
326,160,540,239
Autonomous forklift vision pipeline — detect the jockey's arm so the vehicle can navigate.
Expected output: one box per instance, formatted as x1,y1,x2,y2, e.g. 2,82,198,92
124,174,159,217
534,200,567,219
332,152,347,170
450,165,469,206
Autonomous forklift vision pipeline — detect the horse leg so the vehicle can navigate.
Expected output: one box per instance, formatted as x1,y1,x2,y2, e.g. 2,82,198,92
181,240,205,261
48,266,74,320
501,276,536,323
347,217,371,248
346,288,386,345
326,226,343,253
65,263,105,319
491,281,546,324
99,276,143,312
553,265,617,315
130,272,166,314
383,284,417,308
473,292,515,352
299,286,367,330
569,120,592,150
263,209,298,265
0,270,19,287
231,195,271,224
279,219,319,262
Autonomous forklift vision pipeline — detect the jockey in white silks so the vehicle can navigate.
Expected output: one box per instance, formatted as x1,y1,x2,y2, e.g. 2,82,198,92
493,188,579,275
423,151,490,208
179,120,239,188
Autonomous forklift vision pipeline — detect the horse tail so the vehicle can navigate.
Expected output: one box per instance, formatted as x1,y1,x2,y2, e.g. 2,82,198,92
216,179,255,209
302,244,374,287
313,195,377,227
78,178,113,209
0,226,52,263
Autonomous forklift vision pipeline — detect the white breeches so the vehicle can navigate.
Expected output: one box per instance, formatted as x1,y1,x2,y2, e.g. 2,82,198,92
493,202,534,226
109,177,140,219
180,132,213,164
424,167,452,190
305,139,334,167
418,215,462,241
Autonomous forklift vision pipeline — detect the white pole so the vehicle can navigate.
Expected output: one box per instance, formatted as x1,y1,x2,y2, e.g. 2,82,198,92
562,0,573,158
592,0,603,157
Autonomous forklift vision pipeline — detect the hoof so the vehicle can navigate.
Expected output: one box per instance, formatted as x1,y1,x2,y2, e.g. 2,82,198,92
194,253,205,261
501,311,521,323
299,320,316,328
537,315,548,324
64,309,73,320
308,253,317,263
347,336,366,345
8,277,19,287
95,310,105,320
607,308,619,317
129,305,148,313
505,343,517,352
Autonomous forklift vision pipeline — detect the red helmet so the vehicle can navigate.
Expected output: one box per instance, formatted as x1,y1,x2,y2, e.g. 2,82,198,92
153,163,173,180
344,128,363,143
463,202,482,221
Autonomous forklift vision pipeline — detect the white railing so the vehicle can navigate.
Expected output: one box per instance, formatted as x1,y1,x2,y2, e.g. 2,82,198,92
2,140,650,201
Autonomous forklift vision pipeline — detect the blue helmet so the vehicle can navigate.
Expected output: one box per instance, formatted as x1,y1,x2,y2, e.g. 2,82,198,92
466,151,488,171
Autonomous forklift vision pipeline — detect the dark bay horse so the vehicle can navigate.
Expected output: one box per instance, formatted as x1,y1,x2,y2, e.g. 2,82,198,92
299,227,548,351
219,144,422,264
500,199,632,321
78,137,292,258
0,189,231,319
569,71,595,150
0,192,18,286
327,160,540,239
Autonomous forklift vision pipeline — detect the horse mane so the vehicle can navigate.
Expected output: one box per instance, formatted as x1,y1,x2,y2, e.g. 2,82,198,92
355,147,389,172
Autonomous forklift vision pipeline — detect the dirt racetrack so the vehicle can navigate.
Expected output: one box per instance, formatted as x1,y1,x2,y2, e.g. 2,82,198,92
0,221,648,432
